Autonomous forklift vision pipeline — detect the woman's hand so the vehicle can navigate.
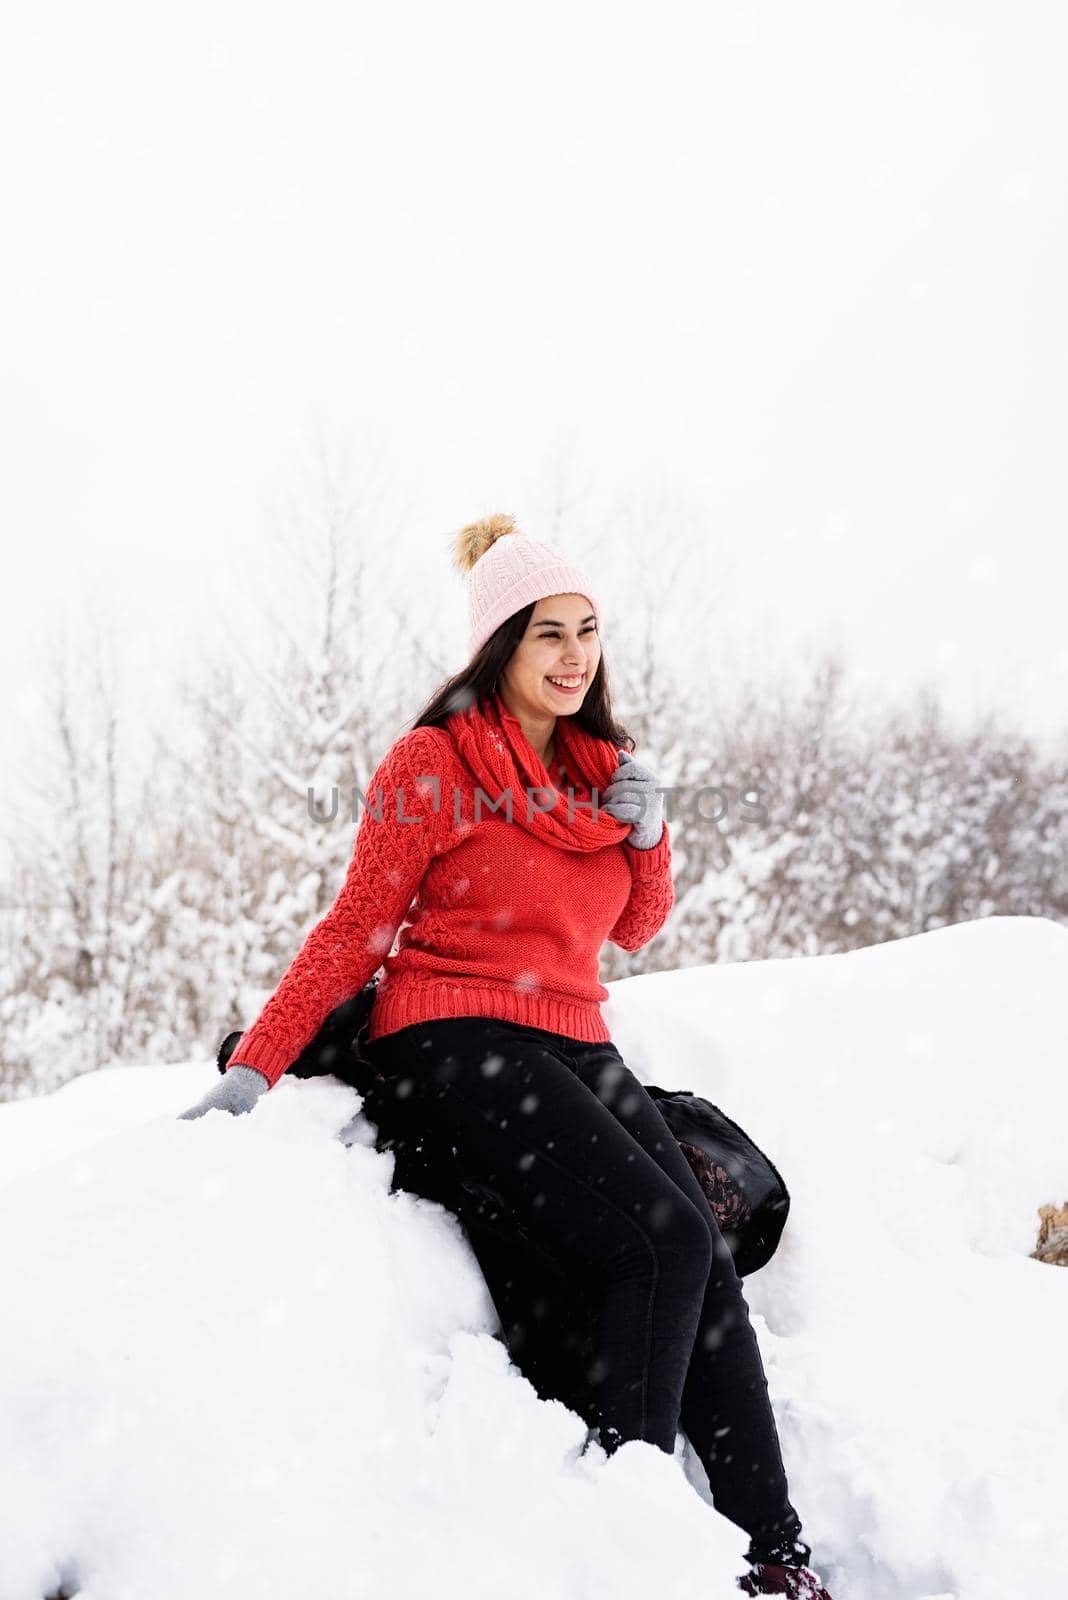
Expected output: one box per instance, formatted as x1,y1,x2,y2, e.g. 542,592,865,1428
177,1064,269,1121
602,751,664,849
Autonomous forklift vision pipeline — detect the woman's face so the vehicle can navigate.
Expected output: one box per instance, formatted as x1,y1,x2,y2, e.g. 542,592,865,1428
499,593,602,723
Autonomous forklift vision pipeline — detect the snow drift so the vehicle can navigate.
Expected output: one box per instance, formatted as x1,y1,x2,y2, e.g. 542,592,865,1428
0,915,1065,1600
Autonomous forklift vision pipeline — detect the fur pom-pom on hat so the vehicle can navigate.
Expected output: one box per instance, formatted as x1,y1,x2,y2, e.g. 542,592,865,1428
452,512,520,576
453,511,603,659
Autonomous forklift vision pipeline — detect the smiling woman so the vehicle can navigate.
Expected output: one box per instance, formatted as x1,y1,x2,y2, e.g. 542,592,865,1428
182,510,831,1598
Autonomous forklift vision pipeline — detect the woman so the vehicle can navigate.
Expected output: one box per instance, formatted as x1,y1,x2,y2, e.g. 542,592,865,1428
180,514,834,1599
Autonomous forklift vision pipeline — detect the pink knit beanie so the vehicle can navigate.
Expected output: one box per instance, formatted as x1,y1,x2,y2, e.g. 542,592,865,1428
452,513,603,658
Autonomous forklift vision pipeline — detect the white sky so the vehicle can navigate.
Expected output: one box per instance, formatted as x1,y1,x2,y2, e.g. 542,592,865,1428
2,0,1066,785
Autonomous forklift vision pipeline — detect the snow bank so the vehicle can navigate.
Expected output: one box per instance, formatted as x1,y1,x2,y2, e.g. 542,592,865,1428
1,915,1065,1600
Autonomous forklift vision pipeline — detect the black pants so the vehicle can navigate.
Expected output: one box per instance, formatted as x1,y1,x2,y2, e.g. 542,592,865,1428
364,1015,809,1565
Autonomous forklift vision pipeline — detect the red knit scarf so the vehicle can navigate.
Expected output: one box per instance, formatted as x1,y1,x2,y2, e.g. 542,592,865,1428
444,690,631,853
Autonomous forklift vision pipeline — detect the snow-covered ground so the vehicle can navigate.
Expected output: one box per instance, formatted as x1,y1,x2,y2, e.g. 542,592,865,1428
1,916,1065,1600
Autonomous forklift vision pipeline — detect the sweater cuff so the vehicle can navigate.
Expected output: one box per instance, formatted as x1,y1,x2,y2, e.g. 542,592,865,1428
225,1033,293,1089
623,821,671,870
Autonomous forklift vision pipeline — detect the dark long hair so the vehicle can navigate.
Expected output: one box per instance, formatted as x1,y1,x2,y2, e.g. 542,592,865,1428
407,601,635,753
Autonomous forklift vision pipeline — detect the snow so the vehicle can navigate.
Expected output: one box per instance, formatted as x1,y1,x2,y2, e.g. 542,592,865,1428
1,916,1065,1600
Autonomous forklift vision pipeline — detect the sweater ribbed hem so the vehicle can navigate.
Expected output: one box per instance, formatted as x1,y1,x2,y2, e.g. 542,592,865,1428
368,978,611,1045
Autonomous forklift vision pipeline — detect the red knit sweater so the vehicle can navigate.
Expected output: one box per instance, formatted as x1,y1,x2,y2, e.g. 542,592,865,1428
227,720,674,1089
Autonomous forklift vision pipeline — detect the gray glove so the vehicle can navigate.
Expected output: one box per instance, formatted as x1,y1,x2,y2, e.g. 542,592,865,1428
602,750,665,849
178,1064,269,1121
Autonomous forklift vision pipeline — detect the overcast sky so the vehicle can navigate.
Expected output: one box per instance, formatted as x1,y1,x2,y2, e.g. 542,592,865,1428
2,0,1066,824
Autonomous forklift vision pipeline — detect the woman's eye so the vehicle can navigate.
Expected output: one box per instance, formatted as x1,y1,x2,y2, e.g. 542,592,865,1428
541,628,596,639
